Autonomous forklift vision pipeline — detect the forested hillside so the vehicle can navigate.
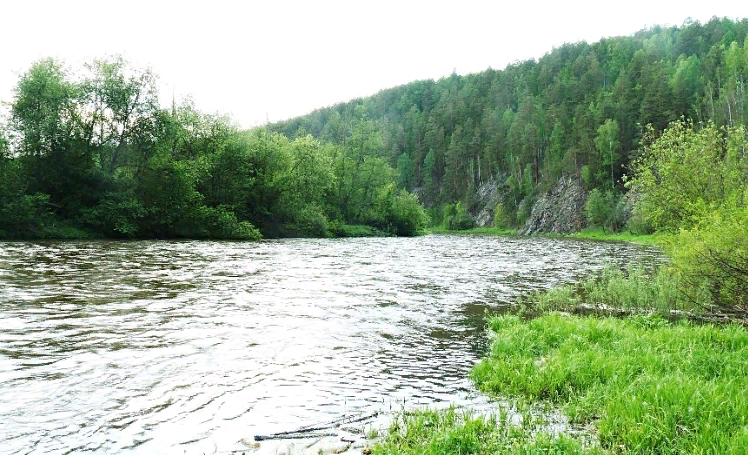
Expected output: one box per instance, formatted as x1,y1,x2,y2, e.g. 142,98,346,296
0,59,427,239
269,17,748,229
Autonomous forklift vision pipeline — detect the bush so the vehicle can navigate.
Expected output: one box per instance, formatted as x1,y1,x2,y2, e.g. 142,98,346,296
334,224,383,237
493,203,507,229
516,196,534,225
0,192,56,238
366,184,428,236
581,165,594,188
669,204,748,311
584,189,611,231
628,121,748,232
289,205,330,237
390,190,429,236
188,205,262,240
584,189,624,232
445,201,475,230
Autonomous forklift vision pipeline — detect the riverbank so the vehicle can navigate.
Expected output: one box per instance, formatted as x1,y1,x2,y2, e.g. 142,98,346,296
371,313,748,454
426,226,664,246
426,226,517,236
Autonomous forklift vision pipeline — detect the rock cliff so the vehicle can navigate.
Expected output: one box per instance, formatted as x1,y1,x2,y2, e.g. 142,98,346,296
520,177,588,235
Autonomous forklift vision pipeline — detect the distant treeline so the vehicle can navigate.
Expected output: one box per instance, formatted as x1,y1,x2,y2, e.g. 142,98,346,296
269,17,748,228
0,58,427,239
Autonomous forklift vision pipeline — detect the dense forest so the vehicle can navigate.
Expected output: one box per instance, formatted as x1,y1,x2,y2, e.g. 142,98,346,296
2,17,748,240
0,59,427,239
270,16,748,229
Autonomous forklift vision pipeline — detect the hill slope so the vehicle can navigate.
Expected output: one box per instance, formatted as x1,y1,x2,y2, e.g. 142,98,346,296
269,17,748,229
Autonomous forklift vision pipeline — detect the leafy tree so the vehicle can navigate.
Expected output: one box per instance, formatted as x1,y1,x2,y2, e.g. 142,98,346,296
594,119,620,188
584,188,615,232
396,152,414,190
628,120,747,232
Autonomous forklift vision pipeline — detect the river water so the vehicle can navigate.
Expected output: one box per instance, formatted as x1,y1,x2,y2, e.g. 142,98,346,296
0,235,662,454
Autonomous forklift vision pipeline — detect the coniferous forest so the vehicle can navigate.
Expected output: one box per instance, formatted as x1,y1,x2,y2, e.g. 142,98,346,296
270,17,748,231
1,17,748,240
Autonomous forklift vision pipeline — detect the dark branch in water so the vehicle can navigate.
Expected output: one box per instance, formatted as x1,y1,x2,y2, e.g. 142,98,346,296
253,412,379,441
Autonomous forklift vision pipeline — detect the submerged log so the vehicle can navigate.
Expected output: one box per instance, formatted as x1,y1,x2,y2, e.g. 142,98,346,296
253,412,379,441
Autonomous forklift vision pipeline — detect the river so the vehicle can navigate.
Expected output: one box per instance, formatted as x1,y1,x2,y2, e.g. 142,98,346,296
0,235,662,454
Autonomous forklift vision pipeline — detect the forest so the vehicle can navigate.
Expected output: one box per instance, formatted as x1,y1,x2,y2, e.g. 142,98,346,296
2,17,748,240
0,59,427,239
270,16,748,231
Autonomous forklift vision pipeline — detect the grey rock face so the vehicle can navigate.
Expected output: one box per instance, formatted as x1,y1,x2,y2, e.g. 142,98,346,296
520,177,588,235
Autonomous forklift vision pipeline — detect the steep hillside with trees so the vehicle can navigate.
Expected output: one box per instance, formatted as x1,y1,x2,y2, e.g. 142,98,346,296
269,17,748,230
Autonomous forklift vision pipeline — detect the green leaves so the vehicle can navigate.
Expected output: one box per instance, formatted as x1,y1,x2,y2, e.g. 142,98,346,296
628,120,746,233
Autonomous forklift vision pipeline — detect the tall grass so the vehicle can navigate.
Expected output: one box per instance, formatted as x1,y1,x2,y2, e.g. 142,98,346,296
471,313,748,454
519,264,686,314
370,406,605,455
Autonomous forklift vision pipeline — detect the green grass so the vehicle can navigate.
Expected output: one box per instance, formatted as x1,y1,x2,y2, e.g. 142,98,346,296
334,224,391,237
471,313,748,454
519,264,687,314
426,226,517,236
560,228,668,246
371,406,605,455
426,226,665,245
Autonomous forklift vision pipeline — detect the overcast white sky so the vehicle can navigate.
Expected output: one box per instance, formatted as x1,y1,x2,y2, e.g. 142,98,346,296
2,1,747,128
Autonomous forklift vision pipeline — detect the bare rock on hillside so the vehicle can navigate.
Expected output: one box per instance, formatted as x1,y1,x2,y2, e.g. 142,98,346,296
521,177,588,235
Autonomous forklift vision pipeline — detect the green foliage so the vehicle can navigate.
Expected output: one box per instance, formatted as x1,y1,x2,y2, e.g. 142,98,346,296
628,121,748,232
594,119,620,189
371,407,603,455
580,165,594,188
367,184,429,236
668,204,748,310
519,264,682,313
269,19,748,226
396,152,414,190
444,201,476,230
516,196,535,226
472,313,748,454
333,224,384,237
0,58,427,240
492,203,507,229
583,189,617,232
0,192,54,238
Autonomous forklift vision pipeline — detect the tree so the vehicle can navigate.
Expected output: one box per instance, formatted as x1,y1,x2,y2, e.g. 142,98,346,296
396,152,414,190
628,120,748,232
584,188,614,231
594,119,620,188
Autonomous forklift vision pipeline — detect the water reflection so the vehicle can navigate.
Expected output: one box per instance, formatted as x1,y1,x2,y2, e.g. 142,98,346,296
0,235,662,454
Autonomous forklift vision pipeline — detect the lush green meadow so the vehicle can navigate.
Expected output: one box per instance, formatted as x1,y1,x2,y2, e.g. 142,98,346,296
372,314,748,454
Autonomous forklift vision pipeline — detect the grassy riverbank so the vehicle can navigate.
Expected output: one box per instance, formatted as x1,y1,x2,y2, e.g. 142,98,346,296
372,313,748,454
426,226,664,246
561,228,667,246
371,405,602,455
426,226,517,236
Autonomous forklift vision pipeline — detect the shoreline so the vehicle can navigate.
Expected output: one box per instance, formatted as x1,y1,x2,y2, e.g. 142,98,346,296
426,226,665,246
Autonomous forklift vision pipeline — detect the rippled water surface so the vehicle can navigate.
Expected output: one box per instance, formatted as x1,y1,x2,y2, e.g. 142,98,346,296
0,235,662,454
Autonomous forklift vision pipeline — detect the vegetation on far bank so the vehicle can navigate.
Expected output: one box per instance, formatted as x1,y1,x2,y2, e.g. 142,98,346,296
272,18,748,233
426,226,516,236
0,58,428,241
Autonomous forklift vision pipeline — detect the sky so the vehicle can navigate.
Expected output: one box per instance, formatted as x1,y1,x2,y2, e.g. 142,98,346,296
2,1,748,128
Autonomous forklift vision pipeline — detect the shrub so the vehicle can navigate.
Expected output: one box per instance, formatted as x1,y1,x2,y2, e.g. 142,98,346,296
493,203,507,229
669,204,748,311
390,190,429,236
446,201,475,230
584,189,611,231
516,196,534,225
